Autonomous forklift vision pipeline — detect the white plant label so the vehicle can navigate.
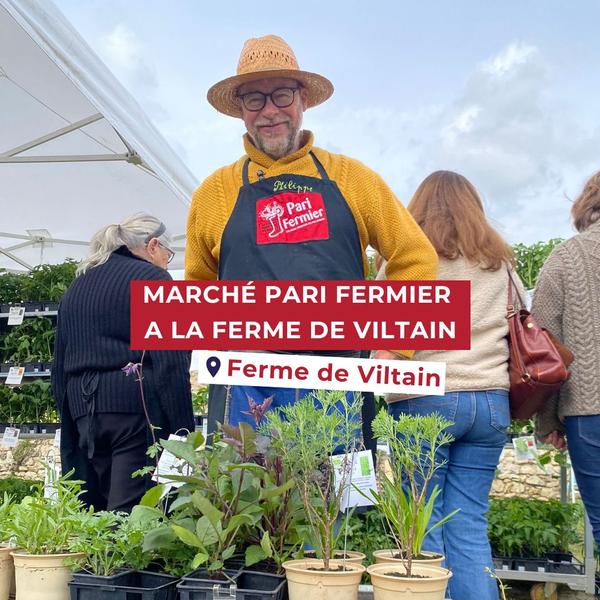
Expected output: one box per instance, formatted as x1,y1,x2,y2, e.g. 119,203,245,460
7,306,25,325
332,449,377,510
513,435,538,462
153,434,190,489
5,366,24,385
2,427,20,448
53,428,61,448
44,456,61,499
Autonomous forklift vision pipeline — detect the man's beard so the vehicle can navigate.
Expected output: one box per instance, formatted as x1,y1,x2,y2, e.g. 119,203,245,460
251,122,302,160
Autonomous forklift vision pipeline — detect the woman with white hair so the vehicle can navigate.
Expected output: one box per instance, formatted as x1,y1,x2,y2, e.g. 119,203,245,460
51,213,194,512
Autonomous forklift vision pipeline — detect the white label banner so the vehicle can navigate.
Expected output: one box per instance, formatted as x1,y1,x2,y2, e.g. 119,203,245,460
5,367,24,386
197,351,445,395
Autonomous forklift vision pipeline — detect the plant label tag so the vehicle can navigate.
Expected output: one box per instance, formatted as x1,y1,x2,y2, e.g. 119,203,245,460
153,434,190,488
2,427,20,448
332,449,377,510
53,428,61,448
44,456,61,499
5,366,24,385
513,435,538,462
7,306,25,325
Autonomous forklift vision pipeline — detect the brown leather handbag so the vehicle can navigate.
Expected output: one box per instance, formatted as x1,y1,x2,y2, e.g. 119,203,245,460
506,269,574,419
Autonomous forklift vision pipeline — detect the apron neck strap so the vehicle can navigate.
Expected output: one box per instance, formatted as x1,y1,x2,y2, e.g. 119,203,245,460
241,151,330,186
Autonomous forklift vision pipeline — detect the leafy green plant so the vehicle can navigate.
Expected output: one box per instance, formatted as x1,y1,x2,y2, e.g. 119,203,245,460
0,477,42,502
0,492,16,543
11,380,58,423
0,270,26,304
488,498,582,557
7,470,89,554
192,387,209,415
20,260,78,302
68,511,153,576
1,317,55,362
140,430,263,577
344,508,389,565
221,405,305,573
512,239,563,290
365,410,456,576
259,389,362,571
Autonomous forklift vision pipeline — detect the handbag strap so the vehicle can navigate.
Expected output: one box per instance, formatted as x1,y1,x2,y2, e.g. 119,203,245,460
507,266,526,315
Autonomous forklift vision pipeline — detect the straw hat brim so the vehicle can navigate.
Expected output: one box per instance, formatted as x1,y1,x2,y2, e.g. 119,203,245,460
207,69,334,118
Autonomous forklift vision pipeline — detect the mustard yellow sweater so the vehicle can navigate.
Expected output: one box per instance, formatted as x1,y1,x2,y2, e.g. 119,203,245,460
185,131,437,283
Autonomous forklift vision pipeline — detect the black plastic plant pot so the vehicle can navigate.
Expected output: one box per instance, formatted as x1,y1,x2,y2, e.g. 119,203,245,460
545,551,573,563
72,569,133,586
177,569,241,600
0,303,12,314
69,570,178,600
0,424,10,433
194,414,204,427
23,302,43,313
18,423,38,434
37,423,61,434
0,363,11,374
492,556,513,571
42,301,60,312
514,558,547,573
236,570,287,600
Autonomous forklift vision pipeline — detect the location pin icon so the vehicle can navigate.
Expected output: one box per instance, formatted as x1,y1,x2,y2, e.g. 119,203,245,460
206,356,221,377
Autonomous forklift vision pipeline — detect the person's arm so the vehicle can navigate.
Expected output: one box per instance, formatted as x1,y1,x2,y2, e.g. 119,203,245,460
531,252,566,438
359,169,438,283
185,176,222,281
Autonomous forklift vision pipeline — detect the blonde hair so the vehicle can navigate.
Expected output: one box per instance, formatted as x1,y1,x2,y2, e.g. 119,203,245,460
77,213,172,275
408,171,514,271
571,171,600,232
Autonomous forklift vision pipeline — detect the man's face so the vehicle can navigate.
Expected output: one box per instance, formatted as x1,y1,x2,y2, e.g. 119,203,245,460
238,77,307,160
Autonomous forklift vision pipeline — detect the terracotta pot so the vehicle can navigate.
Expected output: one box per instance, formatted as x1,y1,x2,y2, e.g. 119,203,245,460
302,550,367,565
0,546,16,600
373,549,444,567
283,558,366,600
11,552,85,600
367,563,451,600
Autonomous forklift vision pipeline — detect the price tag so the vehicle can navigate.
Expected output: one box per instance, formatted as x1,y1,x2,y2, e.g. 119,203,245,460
513,435,538,462
332,449,378,510
2,427,20,448
5,366,25,385
53,428,61,448
7,306,25,325
153,434,190,488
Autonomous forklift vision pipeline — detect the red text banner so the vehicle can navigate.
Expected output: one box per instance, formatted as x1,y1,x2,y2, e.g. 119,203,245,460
130,280,470,351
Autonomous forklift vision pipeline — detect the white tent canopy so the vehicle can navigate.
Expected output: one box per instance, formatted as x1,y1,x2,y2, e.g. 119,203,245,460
0,0,197,271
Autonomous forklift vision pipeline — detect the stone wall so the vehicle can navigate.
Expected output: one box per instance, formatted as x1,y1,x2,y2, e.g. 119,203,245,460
491,446,562,500
1,437,563,502
0,436,59,480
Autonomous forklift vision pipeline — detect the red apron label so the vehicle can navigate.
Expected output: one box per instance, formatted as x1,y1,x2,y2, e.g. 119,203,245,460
256,192,329,244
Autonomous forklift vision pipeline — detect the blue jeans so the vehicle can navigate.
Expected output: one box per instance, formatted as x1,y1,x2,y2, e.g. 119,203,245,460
565,415,600,549
388,390,509,600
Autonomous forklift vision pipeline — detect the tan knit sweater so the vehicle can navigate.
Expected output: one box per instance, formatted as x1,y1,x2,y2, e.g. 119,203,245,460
532,221,600,437
385,256,525,403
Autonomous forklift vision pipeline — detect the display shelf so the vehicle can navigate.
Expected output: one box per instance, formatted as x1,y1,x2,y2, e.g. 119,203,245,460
494,461,596,594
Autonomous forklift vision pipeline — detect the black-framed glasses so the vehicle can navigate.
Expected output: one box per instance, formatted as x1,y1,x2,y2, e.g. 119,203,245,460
237,87,300,112
158,242,175,264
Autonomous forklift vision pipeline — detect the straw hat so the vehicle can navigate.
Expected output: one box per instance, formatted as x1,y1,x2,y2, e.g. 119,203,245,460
207,35,334,118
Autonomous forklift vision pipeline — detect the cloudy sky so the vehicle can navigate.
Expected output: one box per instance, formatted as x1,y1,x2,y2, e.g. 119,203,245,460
54,0,600,244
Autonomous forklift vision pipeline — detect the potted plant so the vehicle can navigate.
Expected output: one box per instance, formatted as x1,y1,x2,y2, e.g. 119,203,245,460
365,410,455,599
139,431,263,596
68,510,180,599
7,471,87,600
259,390,366,600
0,493,17,599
